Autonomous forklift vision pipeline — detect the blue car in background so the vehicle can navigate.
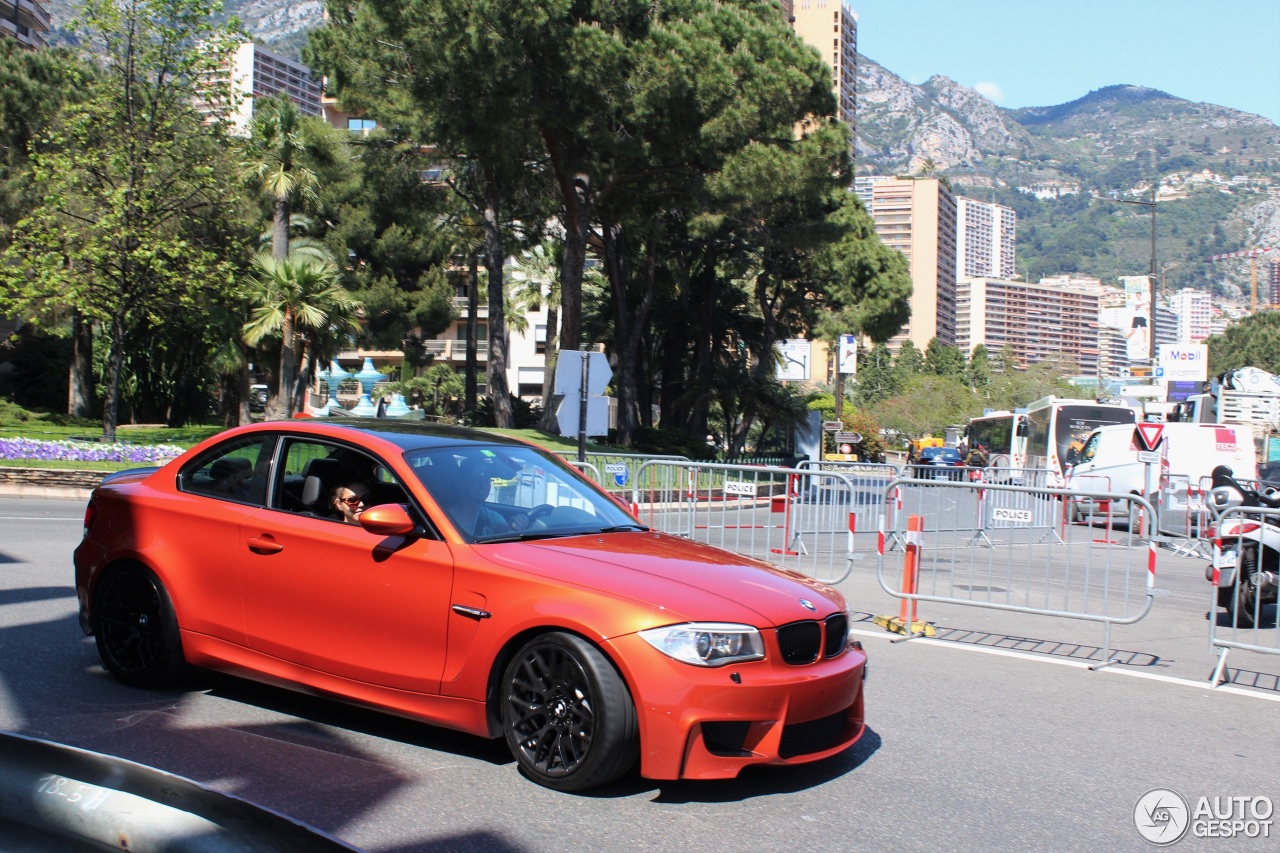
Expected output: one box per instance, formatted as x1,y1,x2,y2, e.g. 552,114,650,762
910,446,965,480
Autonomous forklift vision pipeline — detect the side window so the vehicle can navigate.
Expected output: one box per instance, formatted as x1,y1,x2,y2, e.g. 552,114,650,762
178,436,275,505
272,439,413,521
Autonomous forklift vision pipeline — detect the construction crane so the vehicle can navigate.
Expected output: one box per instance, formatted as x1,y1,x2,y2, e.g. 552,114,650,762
1211,248,1275,313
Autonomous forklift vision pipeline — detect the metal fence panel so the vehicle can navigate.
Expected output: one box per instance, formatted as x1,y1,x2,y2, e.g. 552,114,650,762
1207,504,1280,686
630,460,861,584
876,478,1158,666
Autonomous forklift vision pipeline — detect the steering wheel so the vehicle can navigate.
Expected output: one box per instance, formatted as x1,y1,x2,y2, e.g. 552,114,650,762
526,504,556,522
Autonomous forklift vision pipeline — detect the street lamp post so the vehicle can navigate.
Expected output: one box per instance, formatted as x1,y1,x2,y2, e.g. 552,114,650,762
1093,190,1157,370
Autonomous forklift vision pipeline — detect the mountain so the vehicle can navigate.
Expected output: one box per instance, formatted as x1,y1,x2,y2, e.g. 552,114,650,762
43,2,1280,297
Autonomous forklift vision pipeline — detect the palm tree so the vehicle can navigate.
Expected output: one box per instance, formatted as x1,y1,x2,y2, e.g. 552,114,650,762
242,244,360,416
242,93,342,416
509,242,562,427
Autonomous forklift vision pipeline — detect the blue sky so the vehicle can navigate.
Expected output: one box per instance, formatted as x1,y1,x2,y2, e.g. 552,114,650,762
850,0,1280,124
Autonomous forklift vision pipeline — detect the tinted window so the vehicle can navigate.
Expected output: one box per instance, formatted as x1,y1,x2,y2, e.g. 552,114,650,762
178,436,276,505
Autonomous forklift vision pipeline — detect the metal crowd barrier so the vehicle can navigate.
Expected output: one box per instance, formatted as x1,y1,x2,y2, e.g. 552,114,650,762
629,460,863,584
887,467,1060,543
876,478,1158,668
1157,475,1213,557
796,460,899,543
1207,504,1280,686
555,451,689,496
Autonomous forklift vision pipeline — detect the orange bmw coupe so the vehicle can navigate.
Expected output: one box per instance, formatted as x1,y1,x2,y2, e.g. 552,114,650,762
74,420,867,790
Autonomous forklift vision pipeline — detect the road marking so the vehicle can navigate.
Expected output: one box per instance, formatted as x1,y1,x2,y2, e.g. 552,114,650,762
0,516,83,521
849,626,1280,703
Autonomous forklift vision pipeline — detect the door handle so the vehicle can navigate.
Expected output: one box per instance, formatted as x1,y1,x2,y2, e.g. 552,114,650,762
247,536,284,554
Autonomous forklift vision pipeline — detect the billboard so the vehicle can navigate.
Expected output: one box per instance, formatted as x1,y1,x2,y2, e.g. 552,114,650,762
1156,343,1208,382
1122,276,1152,362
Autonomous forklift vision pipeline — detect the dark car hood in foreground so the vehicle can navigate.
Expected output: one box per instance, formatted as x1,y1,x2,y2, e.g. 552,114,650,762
481,531,845,628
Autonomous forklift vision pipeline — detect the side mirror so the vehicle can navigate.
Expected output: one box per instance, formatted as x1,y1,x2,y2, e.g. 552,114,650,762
1016,421,1029,437
360,503,418,536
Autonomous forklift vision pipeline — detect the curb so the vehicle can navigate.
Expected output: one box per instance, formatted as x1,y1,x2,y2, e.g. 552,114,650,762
0,468,104,501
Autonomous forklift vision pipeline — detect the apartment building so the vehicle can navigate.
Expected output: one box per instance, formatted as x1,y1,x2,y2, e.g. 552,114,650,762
956,196,1016,280
1,0,49,49
786,0,858,149
1169,287,1212,342
1270,259,1280,307
203,41,323,134
957,276,1103,376
866,178,958,350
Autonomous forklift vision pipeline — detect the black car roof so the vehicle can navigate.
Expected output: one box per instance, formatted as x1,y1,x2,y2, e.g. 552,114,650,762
295,418,533,453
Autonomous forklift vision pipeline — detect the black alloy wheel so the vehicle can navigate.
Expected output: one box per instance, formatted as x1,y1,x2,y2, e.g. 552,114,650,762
93,565,186,688
501,632,637,791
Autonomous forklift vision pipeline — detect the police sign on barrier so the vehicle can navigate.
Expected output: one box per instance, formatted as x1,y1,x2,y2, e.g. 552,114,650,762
876,478,1158,668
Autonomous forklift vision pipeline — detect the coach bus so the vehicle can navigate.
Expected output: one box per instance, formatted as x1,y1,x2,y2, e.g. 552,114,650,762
1024,396,1139,486
964,411,1027,481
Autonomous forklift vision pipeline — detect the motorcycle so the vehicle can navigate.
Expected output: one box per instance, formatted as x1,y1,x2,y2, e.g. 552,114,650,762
1206,466,1280,628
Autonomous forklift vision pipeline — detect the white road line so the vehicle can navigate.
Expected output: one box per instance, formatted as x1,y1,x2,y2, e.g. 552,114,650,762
0,515,83,520
849,626,1280,703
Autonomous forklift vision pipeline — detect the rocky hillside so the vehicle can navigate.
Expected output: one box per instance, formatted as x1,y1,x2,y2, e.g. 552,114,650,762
44,2,1280,293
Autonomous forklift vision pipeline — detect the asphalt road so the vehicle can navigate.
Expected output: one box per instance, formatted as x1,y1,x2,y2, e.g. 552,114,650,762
1,496,1278,853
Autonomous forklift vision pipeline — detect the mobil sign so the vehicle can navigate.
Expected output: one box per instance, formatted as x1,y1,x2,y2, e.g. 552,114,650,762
1157,344,1207,382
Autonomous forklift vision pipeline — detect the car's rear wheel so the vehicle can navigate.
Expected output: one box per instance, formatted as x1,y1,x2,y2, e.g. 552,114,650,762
93,565,186,687
501,632,637,791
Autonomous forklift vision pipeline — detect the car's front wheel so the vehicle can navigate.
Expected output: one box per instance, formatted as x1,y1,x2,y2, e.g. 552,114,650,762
92,564,186,688
501,632,637,791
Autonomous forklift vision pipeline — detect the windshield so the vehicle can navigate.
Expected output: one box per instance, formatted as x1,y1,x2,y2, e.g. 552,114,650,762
404,444,641,543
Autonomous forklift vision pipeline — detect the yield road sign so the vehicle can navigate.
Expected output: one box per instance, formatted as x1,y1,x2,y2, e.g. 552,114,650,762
1134,422,1164,452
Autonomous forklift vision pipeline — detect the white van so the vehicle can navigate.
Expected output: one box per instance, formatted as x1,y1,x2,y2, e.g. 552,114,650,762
1064,422,1257,514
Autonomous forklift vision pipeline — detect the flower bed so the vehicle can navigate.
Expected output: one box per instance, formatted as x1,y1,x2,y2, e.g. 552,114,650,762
0,437,186,465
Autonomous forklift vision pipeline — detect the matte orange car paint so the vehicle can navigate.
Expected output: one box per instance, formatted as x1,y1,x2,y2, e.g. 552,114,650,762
75,421,868,782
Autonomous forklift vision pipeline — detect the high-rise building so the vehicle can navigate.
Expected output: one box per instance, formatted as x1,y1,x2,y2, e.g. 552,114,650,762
1169,288,1213,342
956,196,1016,280
787,0,858,149
201,42,323,134
957,276,1103,376
1,0,50,49
867,178,958,350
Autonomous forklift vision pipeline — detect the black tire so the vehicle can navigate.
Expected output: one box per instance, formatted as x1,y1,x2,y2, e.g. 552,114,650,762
93,565,186,687
501,632,637,791
1230,547,1258,629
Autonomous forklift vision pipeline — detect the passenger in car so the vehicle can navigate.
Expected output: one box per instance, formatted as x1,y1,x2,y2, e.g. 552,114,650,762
330,481,372,525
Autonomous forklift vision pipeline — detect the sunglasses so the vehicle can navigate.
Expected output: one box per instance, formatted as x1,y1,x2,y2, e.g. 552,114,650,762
338,494,367,507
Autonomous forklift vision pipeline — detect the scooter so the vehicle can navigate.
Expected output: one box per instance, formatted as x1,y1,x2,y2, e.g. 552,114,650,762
1206,466,1280,628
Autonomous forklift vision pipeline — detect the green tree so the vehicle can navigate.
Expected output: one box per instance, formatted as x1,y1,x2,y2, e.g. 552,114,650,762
0,0,244,440
241,244,362,413
895,340,924,377
1207,312,1280,376
854,343,901,406
0,41,95,416
924,338,966,377
242,92,346,417
966,344,992,391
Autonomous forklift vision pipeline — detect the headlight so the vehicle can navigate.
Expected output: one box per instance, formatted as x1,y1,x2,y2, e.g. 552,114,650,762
638,623,764,667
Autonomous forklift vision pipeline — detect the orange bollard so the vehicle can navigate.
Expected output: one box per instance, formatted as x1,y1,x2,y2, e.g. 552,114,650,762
898,515,924,627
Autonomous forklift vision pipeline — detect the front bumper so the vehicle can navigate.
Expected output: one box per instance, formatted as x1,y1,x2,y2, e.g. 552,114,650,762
605,633,867,781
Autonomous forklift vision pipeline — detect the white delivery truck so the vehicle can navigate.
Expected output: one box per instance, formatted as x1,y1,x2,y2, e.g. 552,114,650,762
1064,422,1258,519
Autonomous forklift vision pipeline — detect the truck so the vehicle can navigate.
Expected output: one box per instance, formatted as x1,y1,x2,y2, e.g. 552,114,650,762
1065,422,1258,509
1171,368,1280,467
